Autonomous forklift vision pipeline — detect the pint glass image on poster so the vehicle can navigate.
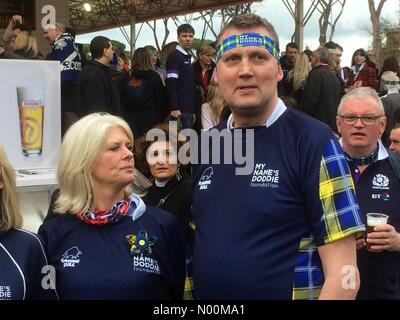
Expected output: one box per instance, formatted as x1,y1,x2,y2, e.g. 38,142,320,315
17,87,45,157
0,60,60,170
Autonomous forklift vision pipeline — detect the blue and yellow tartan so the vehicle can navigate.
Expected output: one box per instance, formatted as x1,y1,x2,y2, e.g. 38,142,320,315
216,32,280,62
183,219,196,300
292,139,365,300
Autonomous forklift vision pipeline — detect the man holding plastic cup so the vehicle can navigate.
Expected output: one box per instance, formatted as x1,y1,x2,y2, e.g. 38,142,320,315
337,87,400,299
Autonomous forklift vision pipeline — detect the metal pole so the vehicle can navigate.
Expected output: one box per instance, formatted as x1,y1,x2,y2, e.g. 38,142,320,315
295,0,304,51
130,15,136,54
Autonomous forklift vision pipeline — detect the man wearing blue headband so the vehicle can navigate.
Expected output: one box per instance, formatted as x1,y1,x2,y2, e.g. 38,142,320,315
191,13,364,300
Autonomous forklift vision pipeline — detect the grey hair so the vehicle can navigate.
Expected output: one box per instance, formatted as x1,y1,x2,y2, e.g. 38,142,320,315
337,87,385,116
381,71,400,91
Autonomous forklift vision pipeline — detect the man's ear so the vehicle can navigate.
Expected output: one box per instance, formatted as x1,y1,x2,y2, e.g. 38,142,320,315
213,68,219,85
0,181,4,189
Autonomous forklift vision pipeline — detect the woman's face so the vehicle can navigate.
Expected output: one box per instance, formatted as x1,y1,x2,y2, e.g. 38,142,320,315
354,53,366,65
91,126,134,191
147,141,179,182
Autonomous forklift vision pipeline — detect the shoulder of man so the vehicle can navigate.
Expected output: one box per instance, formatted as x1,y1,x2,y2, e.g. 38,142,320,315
387,148,400,182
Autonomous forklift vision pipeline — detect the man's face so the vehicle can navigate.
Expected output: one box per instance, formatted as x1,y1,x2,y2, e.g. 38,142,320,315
389,128,400,152
43,28,60,45
286,47,298,64
178,32,194,51
310,51,319,68
337,97,386,155
214,26,283,118
332,51,342,64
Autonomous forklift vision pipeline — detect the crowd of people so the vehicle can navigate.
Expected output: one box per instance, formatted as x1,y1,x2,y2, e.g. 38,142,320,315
1,12,400,300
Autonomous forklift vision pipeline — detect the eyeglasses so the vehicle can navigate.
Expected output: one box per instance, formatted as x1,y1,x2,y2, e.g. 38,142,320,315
339,115,384,126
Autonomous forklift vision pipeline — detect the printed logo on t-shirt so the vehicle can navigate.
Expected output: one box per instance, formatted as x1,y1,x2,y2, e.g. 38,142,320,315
126,230,160,274
61,246,82,268
198,167,214,190
250,163,279,188
371,192,390,201
372,174,389,190
0,285,12,300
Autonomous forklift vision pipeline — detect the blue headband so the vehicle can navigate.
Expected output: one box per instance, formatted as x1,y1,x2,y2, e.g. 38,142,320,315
216,32,280,62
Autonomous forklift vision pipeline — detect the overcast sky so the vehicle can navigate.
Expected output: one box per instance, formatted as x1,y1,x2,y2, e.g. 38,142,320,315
76,0,399,66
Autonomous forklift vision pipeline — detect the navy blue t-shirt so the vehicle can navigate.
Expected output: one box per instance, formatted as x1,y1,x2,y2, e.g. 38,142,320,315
0,228,57,300
347,150,400,300
38,201,186,300
192,102,364,299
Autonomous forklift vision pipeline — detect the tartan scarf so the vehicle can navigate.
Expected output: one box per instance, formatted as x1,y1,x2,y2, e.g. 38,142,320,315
345,144,379,167
77,198,135,225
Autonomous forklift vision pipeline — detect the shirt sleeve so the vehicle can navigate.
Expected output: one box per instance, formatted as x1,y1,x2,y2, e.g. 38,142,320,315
166,52,181,111
304,137,365,246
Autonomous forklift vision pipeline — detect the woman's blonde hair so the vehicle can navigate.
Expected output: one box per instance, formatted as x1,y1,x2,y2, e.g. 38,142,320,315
287,52,311,92
205,83,225,123
0,145,22,232
54,113,134,214
13,31,38,57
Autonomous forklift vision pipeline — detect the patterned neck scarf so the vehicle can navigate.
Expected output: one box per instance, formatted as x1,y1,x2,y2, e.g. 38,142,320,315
77,198,136,225
345,144,379,167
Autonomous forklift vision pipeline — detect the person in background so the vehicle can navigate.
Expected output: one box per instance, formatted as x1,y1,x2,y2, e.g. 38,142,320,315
347,48,377,90
192,13,364,300
193,44,216,132
1,15,28,51
299,46,342,133
0,145,57,300
336,87,400,300
43,22,82,136
120,47,167,138
0,30,42,60
378,57,400,96
38,113,186,300
201,83,225,129
278,42,299,96
76,36,121,117
145,45,166,83
380,71,400,147
286,52,311,104
166,24,196,129
389,123,400,152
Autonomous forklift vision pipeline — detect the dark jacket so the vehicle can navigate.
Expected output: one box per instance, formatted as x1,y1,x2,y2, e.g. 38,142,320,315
142,175,192,244
76,60,121,117
0,49,44,60
166,46,195,113
299,65,342,133
120,68,167,138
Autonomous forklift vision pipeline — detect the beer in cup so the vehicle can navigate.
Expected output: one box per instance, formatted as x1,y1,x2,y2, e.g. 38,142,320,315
366,212,389,252
17,87,44,157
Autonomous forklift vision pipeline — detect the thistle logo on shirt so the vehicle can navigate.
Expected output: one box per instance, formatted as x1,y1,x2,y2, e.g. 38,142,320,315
198,167,214,190
61,246,82,268
372,174,389,190
126,230,160,274
0,286,12,300
250,163,279,188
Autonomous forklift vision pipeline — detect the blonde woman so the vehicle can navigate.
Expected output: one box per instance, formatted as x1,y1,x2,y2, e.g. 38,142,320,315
201,83,225,129
0,30,42,59
0,145,56,300
286,52,311,104
38,113,185,299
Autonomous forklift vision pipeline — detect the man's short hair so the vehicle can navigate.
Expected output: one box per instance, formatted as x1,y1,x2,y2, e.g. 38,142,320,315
90,36,111,60
177,24,195,36
337,87,385,116
43,22,65,33
217,14,279,50
314,46,330,64
286,42,298,51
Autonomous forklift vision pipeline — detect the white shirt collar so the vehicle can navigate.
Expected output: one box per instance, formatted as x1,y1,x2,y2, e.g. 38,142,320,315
127,194,146,221
338,138,388,161
227,98,287,130
176,45,190,56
